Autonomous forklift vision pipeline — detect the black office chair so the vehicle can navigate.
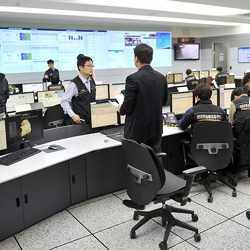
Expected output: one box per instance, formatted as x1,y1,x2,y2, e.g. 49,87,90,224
43,104,65,129
235,116,250,177
122,138,207,250
187,121,236,202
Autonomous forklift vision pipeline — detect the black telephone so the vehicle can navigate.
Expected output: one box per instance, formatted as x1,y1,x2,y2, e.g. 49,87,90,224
162,112,178,126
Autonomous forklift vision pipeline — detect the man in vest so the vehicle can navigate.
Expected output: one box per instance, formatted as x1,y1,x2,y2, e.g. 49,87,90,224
179,83,227,130
0,73,9,115
61,54,96,124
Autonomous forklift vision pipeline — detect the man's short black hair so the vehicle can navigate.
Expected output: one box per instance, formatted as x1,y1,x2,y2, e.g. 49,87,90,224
77,54,93,71
47,59,54,64
244,82,250,96
216,66,223,72
134,43,153,64
194,83,212,101
243,72,250,85
186,69,192,75
231,87,245,101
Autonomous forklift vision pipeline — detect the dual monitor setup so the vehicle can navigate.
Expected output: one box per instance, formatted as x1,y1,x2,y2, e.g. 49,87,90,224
170,87,234,115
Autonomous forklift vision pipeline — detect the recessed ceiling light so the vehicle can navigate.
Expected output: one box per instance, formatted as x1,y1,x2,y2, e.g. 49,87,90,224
0,6,245,26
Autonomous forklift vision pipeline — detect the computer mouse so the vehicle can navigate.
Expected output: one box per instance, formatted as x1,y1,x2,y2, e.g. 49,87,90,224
48,145,59,150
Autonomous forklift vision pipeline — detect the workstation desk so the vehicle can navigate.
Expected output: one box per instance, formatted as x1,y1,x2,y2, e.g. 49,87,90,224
0,126,185,241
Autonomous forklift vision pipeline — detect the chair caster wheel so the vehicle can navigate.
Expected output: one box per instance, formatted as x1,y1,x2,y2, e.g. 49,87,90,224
130,231,136,239
192,214,199,222
159,241,168,250
133,212,139,221
232,191,237,197
194,233,201,242
208,196,213,203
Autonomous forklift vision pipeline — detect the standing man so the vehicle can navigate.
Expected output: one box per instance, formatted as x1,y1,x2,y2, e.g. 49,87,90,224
120,43,168,152
61,54,96,125
43,59,60,84
0,73,9,115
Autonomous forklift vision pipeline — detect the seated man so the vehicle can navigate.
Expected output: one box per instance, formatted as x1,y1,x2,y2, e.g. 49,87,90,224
215,67,228,86
179,83,227,130
185,69,197,90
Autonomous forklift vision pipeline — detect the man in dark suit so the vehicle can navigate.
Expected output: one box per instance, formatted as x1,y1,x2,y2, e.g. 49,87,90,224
61,54,96,125
43,59,60,84
120,43,168,152
0,73,9,115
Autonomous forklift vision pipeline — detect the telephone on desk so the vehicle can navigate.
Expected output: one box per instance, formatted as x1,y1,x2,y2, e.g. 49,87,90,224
162,112,178,127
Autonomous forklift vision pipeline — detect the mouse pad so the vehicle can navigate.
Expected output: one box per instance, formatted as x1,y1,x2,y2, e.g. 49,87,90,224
42,145,65,153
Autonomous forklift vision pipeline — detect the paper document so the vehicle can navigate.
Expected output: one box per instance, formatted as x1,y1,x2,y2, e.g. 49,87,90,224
115,94,124,105
15,104,31,113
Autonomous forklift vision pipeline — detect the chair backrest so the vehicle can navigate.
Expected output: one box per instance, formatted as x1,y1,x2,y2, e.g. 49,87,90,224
191,121,233,171
44,104,64,128
122,138,165,206
238,116,250,165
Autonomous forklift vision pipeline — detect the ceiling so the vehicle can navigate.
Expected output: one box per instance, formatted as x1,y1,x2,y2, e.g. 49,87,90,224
0,0,250,36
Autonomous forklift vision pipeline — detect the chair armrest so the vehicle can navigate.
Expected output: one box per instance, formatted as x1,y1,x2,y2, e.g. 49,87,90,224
182,166,207,176
156,152,167,158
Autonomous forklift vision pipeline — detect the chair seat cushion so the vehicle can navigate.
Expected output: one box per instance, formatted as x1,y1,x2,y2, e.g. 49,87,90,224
157,170,186,195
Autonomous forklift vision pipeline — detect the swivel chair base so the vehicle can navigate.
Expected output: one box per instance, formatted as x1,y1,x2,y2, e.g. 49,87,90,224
130,203,200,250
199,171,237,203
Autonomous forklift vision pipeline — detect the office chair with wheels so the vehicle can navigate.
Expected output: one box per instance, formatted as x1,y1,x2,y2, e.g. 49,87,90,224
187,121,236,203
43,104,65,129
235,116,250,177
122,138,207,250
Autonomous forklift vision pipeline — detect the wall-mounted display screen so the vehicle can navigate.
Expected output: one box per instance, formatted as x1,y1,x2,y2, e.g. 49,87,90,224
174,43,200,60
238,47,250,63
0,28,172,73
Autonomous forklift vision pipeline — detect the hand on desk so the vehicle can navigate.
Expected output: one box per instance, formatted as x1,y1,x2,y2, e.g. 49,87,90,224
72,114,82,124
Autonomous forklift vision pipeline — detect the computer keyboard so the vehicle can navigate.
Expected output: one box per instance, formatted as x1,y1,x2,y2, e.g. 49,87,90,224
101,126,124,142
0,147,41,166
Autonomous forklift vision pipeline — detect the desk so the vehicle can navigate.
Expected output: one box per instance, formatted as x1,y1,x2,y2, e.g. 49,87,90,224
0,133,125,241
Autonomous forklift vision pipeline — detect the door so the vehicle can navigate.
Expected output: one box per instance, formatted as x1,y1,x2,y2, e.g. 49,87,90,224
69,156,87,204
22,162,70,227
213,42,227,70
0,179,24,240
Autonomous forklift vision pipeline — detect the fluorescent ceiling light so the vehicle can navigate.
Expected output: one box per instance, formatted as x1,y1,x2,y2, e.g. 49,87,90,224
61,0,249,17
0,6,244,26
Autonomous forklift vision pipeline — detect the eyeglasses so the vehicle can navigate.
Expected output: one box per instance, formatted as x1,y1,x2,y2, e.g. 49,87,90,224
84,64,95,68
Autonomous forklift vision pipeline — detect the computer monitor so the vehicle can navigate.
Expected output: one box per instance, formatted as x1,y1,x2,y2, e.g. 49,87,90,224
90,102,118,128
22,83,44,93
170,91,193,115
200,70,209,79
174,73,184,84
210,69,218,79
96,84,110,100
211,89,219,106
0,119,7,153
109,83,125,99
6,93,35,112
193,71,200,79
227,75,235,84
37,91,61,108
167,73,174,84
224,88,234,109
5,109,43,152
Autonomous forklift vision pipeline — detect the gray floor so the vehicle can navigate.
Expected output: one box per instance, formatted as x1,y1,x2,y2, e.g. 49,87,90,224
1,172,249,250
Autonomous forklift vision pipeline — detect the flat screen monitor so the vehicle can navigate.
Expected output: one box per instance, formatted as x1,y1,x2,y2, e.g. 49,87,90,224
37,91,61,108
0,119,7,153
174,73,184,84
224,88,234,109
238,47,250,63
167,73,174,84
170,91,193,115
96,84,110,100
193,71,200,79
200,70,209,79
211,89,219,106
174,43,200,60
227,75,235,84
109,83,125,99
6,93,35,112
5,109,43,152
90,102,118,128
22,83,44,93
210,69,218,79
